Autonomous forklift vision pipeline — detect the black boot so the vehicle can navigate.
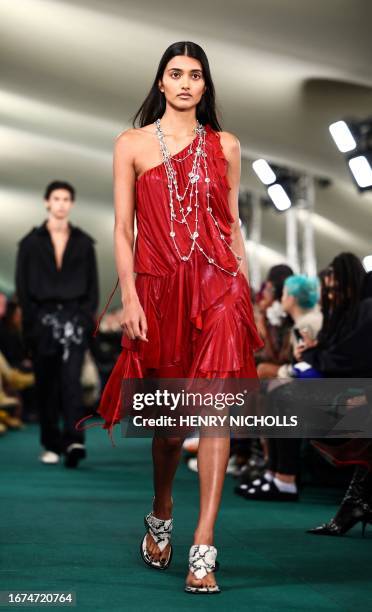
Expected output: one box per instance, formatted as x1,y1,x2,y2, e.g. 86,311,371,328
307,466,372,537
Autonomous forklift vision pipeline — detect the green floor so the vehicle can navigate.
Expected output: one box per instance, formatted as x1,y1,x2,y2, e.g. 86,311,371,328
1,424,372,612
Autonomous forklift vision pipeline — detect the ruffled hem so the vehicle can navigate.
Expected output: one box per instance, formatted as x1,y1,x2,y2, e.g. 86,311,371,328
123,254,262,363
97,349,143,431
188,272,263,376
90,269,263,443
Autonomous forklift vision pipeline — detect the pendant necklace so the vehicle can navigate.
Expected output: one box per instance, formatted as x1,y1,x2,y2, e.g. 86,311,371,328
154,118,243,277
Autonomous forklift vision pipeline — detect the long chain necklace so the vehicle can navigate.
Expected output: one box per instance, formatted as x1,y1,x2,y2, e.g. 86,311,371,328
155,118,243,277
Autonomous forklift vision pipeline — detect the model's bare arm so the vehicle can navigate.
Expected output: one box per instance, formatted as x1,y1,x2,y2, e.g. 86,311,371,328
221,132,250,284
113,131,148,341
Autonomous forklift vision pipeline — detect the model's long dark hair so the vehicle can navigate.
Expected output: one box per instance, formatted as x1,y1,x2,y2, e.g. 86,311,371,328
132,41,222,131
318,252,366,346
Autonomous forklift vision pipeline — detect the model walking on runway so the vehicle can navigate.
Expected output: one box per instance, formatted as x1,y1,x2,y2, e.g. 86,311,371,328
17,181,99,468
95,41,263,594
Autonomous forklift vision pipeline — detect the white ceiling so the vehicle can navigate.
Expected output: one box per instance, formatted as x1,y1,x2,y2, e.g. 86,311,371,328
0,0,371,298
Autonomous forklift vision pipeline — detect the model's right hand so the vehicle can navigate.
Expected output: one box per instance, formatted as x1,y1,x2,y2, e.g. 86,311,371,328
120,297,148,342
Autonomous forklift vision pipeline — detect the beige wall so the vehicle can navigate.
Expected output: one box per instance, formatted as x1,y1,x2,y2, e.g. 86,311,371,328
1,0,371,305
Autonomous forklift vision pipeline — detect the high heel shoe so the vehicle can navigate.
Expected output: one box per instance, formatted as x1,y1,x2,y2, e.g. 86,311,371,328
308,511,372,536
307,466,372,537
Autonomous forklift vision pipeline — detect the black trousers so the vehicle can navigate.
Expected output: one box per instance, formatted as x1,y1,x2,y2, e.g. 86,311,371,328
264,378,357,476
267,438,302,475
33,345,86,453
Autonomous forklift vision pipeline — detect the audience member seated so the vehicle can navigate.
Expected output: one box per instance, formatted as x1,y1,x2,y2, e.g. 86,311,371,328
235,273,322,500
255,264,294,378
0,296,36,426
305,266,372,535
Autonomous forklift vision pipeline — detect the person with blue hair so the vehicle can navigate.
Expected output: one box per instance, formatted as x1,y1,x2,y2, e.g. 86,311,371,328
235,274,323,501
276,275,323,380
284,275,320,309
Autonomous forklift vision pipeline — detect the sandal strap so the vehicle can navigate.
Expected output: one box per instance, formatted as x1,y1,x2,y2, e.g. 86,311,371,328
145,512,173,552
189,544,217,580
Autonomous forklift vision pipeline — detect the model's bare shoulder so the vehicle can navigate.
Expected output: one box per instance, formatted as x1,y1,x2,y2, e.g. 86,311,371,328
115,125,157,155
219,131,241,158
219,132,241,184
115,128,138,150
114,129,142,173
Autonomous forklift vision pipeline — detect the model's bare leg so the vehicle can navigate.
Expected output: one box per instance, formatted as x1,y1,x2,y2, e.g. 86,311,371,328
186,433,230,588
146,435,185,563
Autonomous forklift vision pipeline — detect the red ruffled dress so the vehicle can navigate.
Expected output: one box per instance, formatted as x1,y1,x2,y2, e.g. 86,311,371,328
88,124,263,442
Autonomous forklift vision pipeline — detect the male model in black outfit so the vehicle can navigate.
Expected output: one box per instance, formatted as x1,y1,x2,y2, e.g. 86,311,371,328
15,181,99,468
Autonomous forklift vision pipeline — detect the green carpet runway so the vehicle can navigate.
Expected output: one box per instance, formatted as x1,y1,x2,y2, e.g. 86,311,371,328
1,424,372,612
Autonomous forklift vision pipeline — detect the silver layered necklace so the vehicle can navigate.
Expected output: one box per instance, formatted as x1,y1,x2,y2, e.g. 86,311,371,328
154,118,243,277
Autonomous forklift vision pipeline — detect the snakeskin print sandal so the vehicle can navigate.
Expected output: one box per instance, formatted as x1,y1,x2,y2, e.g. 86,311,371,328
184,544,221,594
140,508,173,570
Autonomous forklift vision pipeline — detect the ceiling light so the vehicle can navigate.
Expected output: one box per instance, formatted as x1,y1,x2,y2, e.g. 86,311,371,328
329,120,357,153
348,155,372,189
252,159,276,185
267,184,292,211
363,255,372,272
329,117,372,192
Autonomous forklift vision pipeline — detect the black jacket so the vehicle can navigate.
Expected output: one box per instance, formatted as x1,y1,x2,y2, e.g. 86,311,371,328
302,297,372,377
15,220,99,347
